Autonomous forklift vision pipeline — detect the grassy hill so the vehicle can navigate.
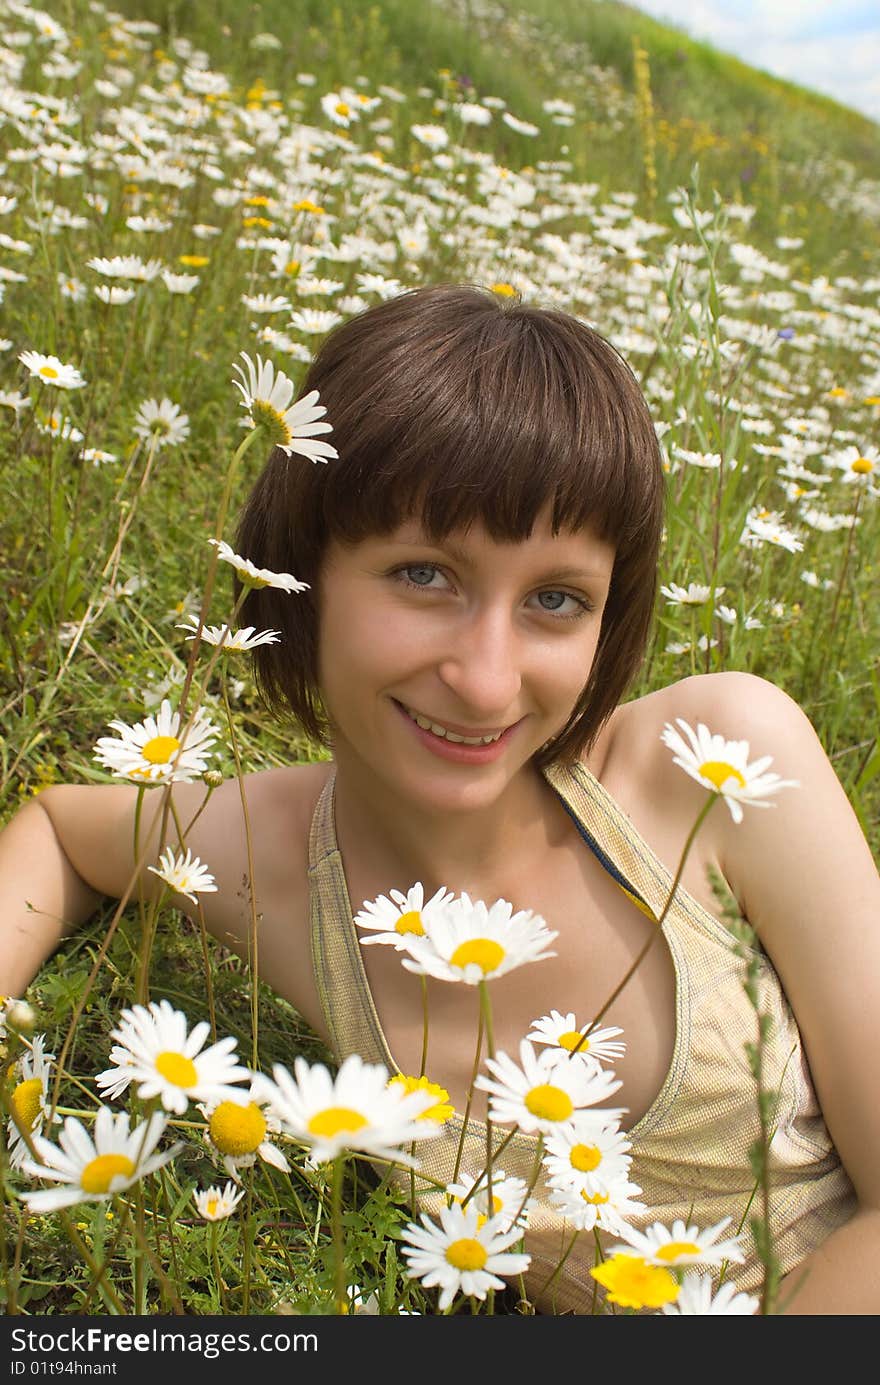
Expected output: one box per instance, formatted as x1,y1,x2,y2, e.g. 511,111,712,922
130,0,880,271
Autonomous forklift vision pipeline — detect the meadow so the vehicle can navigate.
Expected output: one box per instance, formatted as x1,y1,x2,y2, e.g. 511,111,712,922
0,0,878,1316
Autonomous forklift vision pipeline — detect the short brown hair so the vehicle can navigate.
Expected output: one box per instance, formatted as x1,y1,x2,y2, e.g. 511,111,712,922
237,283,665,768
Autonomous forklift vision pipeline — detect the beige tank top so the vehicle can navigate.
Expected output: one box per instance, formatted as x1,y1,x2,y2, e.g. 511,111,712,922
308,759,856,1312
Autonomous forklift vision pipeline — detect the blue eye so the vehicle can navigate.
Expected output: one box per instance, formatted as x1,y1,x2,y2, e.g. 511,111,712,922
403,564,439,586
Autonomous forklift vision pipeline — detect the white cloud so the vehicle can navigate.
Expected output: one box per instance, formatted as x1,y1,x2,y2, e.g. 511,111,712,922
630,1,880,121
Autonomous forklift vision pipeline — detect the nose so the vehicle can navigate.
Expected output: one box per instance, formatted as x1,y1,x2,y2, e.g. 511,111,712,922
435,605,523,721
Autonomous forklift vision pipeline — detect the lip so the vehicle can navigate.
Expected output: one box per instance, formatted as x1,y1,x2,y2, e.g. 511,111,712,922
391,699,522,764
397,701,513,739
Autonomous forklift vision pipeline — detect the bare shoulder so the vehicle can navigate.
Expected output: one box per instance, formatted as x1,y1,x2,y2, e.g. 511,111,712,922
41,758,335,1034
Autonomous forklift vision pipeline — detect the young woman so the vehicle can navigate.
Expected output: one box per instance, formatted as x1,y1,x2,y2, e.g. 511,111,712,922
2,285,878,1313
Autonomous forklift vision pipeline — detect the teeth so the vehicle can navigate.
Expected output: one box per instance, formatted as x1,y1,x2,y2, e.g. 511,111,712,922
404,706,504,745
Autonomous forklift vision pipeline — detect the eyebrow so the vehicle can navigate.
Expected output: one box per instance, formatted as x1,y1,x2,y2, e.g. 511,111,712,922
388,534,610,583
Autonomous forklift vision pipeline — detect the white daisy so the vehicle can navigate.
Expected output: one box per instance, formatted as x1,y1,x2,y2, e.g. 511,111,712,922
232,352,338,462
161,271,199,294
199,1079,290,1180
400,1202,530,1310
241,293,291,314
6,1035,56,1168
86,255,163,281
93,698,220,784
207,539,309,592
542,1118,633,1199
409,124,449,150
445,1169,533,1232
475,1039,622,1135
176,616,282,650
354,882,455,952
95,999,250,1115
546,1168,646,1236
661,718,799,823
501,112,540,136
193,1180,246,1221
94,285,136,306
251,1053,441,1165
527,1011,625,1069
287,308,343,335
661,1272,759,1315
36,412,83,442
18,350,86,389
826,444,878,484
609,1216,746,1269
400,893,558,985
147,846,218,904
19,1107,179,1213
660,581,724,606
133,398,190,450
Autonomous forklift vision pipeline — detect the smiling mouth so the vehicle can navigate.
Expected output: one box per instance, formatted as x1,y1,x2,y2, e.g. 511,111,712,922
397,702,509,745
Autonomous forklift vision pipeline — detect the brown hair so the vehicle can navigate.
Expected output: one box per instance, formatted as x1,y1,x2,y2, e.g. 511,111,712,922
236,283,665,768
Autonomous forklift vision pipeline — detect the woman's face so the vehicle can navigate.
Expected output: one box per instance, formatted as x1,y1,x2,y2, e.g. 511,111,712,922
316,506,615,815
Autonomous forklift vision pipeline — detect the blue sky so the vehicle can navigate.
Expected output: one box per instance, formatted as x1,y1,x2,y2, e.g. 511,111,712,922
629,1,880,122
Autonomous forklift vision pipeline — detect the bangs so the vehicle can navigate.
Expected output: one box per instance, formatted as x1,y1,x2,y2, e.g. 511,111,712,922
308,291,660,554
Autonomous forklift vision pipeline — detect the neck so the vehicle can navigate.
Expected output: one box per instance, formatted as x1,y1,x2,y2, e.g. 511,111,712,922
331,755,560,905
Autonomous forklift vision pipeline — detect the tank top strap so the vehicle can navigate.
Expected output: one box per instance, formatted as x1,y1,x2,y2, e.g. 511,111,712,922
540,759,718,932
307,769,398,1071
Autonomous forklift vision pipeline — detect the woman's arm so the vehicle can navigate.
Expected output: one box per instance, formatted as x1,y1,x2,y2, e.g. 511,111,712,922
682,671,880,1314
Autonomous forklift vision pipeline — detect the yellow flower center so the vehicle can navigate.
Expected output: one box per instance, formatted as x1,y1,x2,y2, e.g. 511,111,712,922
590,1254,679,1310
293,199,325,215
307,1106,368,1138
388,1074,454,1123
11,1078,43,1130
209,1101,267,1156
251,398,292,445
581,1189,610,1205
851,456,874,474
206,1196,219,1217
394,910,424,936
39,365,59,379
698,759,746,791
284,259,300,276
827,387,849,398
179,255,209,267
141,734,180,765
490,282,516,297
155,1050,198,1087
445,1238,488,1271
245,195,269,206
335,102,351,117
80,1153,136,1195
655,1239,701,1262
557,1029,589,1052
524,1084,573,1122
570,1143,602,1172
449,938,505,974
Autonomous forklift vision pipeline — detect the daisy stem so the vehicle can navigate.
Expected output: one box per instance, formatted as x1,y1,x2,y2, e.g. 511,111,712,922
176,427,260,722
221,670,260,1069
818,482,862,680
242,1169,255,1313
419,975,429,1077
535,1227,580,1306
569,792,718,1053
478,980,496,1263
331,1154,347,1314
210,1221,226,1312
451,1006,484,1187
169,792,218,1044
